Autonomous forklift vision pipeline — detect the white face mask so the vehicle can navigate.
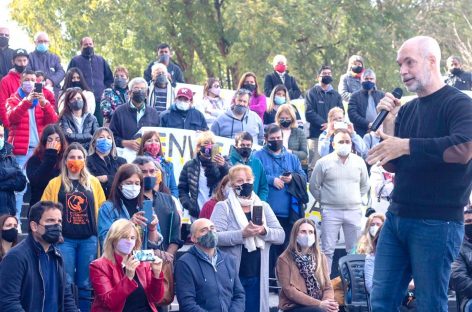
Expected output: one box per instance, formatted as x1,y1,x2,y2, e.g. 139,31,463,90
296,234,316,248
336,143,352,157
175,100,190,111
121,184,141,199
369,225,379,237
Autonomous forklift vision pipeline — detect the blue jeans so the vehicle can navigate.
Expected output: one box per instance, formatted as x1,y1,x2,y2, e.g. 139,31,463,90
466,299,472,312
371,211,463,312
14,147,34,228
58,236,97,312
239,275,260,312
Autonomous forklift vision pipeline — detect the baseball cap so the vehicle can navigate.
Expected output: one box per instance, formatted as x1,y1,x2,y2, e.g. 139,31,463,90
13,48,29,59
176,87,194,101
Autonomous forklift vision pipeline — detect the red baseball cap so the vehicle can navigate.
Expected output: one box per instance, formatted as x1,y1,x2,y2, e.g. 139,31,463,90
176,87,194,101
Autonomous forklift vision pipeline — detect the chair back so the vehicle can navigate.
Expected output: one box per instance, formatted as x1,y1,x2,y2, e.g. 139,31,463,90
338,254,369,312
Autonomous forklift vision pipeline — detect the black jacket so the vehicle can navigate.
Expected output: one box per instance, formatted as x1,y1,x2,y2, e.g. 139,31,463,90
451,238,472,312
0,142,27,215
264,71,302,99
144,61,184,87
0,47,14,80
59,113,99,150
445,70,472,91
348,89,385,137
86,153,127,197
0,235,77,312
305,85,343,138
109,103,160,147
160,106,208,131
26,149,61,208
178,157,230,218
152,192,183,251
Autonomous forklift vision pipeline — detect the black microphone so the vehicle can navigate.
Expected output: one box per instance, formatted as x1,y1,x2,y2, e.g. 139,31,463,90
370,87,403,131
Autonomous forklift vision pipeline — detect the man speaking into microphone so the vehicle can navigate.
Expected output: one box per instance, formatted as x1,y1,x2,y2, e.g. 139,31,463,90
367,36,472,311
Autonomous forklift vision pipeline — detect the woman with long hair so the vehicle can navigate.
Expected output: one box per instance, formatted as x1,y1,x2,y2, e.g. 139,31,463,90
58,67,96,114
275,104,307,163
0,215,18,263
199,175,230,219
264,84,301,125
41,142,106,312
198,77,226,127
26,124,67,207
237,72,266,120
355,212,385,255
277,218,338,312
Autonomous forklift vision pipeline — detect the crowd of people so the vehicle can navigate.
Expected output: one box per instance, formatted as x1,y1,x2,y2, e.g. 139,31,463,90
0,27,471,312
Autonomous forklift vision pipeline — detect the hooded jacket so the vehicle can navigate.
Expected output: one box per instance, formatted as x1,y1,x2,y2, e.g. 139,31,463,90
211,108,264,145
0,141,27,215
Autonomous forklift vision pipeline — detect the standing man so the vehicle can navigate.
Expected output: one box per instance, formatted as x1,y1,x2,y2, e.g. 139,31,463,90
0,26,14,80
310,128,369,269
0,201,77,312
305,65,343,176
144,43,184,87
444,55,472,91
28,31,65,99
367,36,472,311
67,36,114,124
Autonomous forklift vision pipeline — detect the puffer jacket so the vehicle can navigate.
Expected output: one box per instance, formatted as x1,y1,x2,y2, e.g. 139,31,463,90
451,238,472,311
6,90,58,155
59,112,99,150
0,142,27,215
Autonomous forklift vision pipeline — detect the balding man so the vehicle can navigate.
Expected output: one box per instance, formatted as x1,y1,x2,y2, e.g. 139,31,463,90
367,36,472,311
0,26,14,80
67,36,113,124
444,55,472,91
28,32,65,98
174,218,245,312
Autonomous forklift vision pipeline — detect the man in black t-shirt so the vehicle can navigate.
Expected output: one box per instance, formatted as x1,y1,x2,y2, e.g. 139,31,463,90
367,36,472,311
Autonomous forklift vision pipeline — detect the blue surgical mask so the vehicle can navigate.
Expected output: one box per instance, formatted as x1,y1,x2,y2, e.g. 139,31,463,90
274,96,286,105
36,43,48,53
96,138,112,154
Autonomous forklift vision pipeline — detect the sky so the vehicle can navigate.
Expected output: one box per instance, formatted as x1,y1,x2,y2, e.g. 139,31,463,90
0,0,34,50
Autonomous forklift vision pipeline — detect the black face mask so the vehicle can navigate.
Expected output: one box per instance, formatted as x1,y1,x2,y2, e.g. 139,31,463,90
279,119,292,128
82,46,94,57
351,65,363,74
321,76,333,85
465,224,472,238
0,36,9,48
70,81,82,89
242,83,256,92
235,183,253,197
267,139,283,152
199,145,212,158
237,147,251,158
2,228,18,243
131,90,146,103
450,68,462,76
41,224,62,244
14,64,26,73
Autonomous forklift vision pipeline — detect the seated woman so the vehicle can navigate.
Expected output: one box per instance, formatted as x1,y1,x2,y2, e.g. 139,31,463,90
58,67,96,114
26,124,67,208
364,224,382,294
197,77,226,127
59,88,99,150
355,212,385,255
238,72,266,120
0,215,19,263
90,219,164,312
199,175,229,219
277,218,338,312
100,66,129,125
87,127,127,197
137,130,178,197
264,84,301,126
211,164,285,312
318,107,366,157
275,104,307,164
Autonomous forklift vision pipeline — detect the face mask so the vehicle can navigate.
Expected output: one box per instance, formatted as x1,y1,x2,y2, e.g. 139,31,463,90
297,234,316,248
96,138,112,154
232,104,247,115
131,90,146,103
199,145,213,158
0,137,4,150
0,36,9,48
210,86,221,96
465,224,472,238
279,119,292,128
22,80,34,93
70,99,84,111
14,64,26,73
114,77,127,89
275,64,286,73
121,184,141,199
2,227,18,243
175,100,190,111
274,96,286,105
336,144,352,157
351,65,363,74
369,225,379,237
242,83,256,92
82,46,94,57
267,139,283,152
36,43,48,53
362,81,375,91
321,76,333,85
197,230,218,249
145,142,160,157
71,81,82,89
450,68,462,76
116,238,135,255
54,142,61,153
234,183,253,197
156,74,167,86
66,159,85,174
41,224,62,244
237,146,251,158
143,176,157,191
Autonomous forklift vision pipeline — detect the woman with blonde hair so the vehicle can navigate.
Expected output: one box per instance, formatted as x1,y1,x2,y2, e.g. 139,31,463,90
277,218,338,312
275,104,307,163
90,219,164,311
355,212,385,255
264,84,301,125
42,142,106,312
211,164,285,312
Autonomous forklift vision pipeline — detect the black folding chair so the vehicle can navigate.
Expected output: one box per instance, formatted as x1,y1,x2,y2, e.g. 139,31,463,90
338,254,370,312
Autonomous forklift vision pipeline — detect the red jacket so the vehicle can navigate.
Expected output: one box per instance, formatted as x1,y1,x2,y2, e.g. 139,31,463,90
6,90,58,155
0,70,56,128
89,253,164,312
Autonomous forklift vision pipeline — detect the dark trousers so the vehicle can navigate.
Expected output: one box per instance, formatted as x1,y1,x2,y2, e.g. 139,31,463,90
240,275,260,311
269,216,293,284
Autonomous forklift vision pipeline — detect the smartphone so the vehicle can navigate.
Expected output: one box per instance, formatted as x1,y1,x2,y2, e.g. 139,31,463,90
34,83,43,93
210,145,220,162
142,200,154,224
282,171,291,177
252,205,263,226
334,121,347,130
133,250,156,262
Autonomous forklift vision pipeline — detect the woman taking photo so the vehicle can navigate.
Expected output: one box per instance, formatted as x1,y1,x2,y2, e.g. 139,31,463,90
275,104,307,163
211,164,285,312
277,218,338,312
42,142,106,312
87,127,127,197
90,219,164,312
58,67,96,114
238,72,266,120
26,124,67,207
0,215,18,263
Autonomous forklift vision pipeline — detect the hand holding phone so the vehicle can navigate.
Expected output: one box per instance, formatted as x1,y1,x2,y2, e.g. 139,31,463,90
34,83,43,93
142,200,154,224
252,205,263,226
